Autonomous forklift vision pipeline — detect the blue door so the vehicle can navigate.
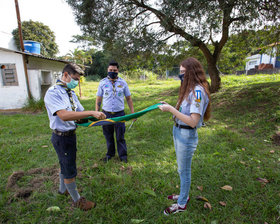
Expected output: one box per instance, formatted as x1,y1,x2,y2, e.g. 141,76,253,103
275,56,280,68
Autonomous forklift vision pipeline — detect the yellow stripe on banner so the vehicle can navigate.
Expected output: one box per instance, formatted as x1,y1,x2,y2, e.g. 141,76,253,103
88,119,116,127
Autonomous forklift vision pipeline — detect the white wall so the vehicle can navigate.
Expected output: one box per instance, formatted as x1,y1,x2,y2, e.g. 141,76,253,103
0,51,66,109
28,69,41,101
0,51,29,109
246,54,276,71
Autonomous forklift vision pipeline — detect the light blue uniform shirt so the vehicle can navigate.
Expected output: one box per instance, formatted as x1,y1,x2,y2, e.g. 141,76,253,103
96,77,131,112
44,84,84,132
175,85,209,128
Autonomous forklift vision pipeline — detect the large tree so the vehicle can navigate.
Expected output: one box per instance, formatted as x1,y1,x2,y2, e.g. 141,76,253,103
12,20,58,58
67,0,279,92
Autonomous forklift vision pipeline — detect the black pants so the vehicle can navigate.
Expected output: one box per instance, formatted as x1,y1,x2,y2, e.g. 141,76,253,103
102,110,127,160
51,133,77,179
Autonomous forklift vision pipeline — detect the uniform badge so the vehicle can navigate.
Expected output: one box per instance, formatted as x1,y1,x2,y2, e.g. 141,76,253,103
118,92,122,96
105,91,109,96
105,85,109,88
195,103,200,108
117,85,123,88
195,90,201,102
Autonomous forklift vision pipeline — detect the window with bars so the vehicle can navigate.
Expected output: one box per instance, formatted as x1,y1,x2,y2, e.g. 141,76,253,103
1,64,19,86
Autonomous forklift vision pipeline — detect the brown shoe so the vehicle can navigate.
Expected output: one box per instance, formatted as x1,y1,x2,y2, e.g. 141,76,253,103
73,197,96,211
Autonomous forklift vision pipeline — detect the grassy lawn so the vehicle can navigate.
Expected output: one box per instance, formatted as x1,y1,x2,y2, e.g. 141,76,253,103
0,74,279,223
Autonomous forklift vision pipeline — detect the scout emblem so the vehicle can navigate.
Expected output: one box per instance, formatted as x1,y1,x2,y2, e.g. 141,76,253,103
195,90,201,102
117,85,123,88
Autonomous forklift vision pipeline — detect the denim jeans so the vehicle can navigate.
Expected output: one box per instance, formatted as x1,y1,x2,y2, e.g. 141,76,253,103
173,125,198,206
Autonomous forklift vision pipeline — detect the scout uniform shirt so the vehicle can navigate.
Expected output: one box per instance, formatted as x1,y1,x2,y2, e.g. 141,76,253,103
96,77,131,112
44,84,84,132
175,85,209,128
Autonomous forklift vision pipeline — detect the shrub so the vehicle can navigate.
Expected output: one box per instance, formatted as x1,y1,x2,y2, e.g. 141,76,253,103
23,98,45,112
85,75,102,81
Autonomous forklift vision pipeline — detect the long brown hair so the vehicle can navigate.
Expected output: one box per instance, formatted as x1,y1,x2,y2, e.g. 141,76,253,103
176,57,211,121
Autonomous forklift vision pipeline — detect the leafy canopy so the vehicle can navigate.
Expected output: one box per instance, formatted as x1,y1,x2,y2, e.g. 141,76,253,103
12,20,58,57
67,0,279,91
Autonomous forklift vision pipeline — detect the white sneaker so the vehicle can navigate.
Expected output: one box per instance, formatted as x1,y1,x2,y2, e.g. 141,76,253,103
163,203,187,216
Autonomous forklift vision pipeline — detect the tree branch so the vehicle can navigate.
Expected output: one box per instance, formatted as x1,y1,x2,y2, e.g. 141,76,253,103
129,0,213,62
126,9,148,22
161,33,176,42
214,3,234,61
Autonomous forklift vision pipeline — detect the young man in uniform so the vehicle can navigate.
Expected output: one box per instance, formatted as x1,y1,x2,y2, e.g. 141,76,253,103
95,60,135,163
44,63,106,210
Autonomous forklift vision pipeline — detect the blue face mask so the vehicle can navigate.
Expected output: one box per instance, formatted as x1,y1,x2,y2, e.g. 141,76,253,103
108,72,118,80
66,75,79,89
178,73,184,82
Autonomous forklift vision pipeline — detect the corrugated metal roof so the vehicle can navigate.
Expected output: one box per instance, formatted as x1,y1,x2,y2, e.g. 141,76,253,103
0,47,70,63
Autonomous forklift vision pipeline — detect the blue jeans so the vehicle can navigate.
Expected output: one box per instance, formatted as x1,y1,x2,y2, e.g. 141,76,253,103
173,126,198,206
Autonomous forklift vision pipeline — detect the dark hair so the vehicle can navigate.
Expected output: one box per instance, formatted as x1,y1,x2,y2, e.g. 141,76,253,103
177,57,211,121
63,63,84,75
108,60,119,69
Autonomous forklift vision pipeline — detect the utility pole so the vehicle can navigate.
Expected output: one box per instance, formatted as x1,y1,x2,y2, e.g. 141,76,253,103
14,0,32,99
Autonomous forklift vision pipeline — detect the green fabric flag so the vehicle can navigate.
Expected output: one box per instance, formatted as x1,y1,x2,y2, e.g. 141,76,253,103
76,103,162,127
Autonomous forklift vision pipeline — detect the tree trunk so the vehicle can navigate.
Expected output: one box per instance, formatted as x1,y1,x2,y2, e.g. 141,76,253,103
197,42,222,93
207,61,221,93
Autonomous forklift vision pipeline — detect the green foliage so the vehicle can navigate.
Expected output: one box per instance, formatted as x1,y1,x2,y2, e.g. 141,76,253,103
62,48,94,69
66,0,279,92
217,26,280,74
121,69,159,81
85,74,101,81
1,74,280,223
23,98,45,112
12,20,58,57
86,50,111,78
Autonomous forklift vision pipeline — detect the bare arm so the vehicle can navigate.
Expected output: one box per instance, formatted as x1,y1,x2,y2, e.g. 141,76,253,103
126,95,134,113
95,96,102,111
56,110,106,121
158,104,200,128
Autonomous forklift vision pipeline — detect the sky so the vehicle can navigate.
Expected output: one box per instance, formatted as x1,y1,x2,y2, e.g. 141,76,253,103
0,0,82,56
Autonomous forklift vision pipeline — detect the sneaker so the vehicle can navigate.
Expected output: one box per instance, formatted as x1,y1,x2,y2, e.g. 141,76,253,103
163,203,187,216
73,197,96,211
167,194,179,200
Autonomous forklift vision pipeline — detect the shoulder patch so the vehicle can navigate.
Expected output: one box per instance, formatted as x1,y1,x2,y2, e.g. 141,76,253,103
195,90,202,102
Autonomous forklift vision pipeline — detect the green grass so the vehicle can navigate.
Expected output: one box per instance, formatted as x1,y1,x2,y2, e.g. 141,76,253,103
0,74,280,223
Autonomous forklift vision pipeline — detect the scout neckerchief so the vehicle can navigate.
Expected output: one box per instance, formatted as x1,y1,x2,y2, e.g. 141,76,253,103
108,77,118,96
56,80,76,111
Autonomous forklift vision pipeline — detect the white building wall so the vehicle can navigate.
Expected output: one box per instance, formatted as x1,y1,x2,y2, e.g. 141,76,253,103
246,54,276,71
28,69,41,101
0,50,67,109
246,55,260,70
0,51,28,109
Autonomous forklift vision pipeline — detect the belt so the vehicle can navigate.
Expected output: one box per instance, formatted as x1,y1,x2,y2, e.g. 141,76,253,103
53,129,76,136
175,123,195,129
102,110,124,115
